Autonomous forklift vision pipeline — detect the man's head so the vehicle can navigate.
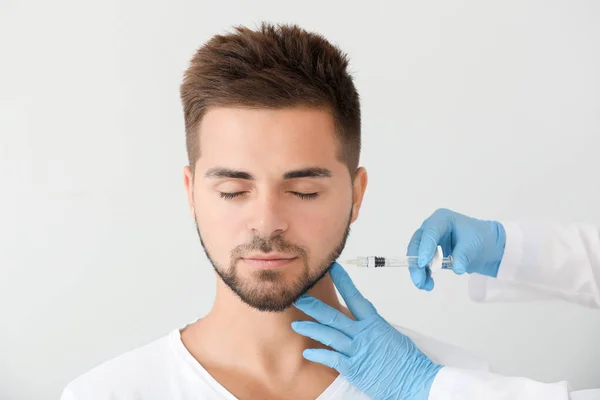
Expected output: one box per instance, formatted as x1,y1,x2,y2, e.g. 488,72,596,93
181,23,367,312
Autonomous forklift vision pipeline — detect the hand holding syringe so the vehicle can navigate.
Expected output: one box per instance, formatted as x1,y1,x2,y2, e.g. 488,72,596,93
343,209,507,292
344,246,454,271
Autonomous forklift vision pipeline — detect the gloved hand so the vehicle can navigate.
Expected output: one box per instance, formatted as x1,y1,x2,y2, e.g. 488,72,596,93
408,208,507,291
292,262,442,400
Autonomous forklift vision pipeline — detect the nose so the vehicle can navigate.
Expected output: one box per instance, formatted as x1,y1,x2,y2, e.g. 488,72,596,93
246,192,288,237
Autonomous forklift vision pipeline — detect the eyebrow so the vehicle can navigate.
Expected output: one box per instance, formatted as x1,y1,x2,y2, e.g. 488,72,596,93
204,167,332,180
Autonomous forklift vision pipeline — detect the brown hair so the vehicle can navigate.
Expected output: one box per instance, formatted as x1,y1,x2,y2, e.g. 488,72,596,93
180,22,361,177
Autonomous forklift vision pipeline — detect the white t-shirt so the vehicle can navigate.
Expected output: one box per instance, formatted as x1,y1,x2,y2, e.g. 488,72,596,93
60,323,488,400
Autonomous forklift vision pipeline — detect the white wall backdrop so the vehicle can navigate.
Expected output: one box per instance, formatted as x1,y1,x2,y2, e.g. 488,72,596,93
1,0,599,398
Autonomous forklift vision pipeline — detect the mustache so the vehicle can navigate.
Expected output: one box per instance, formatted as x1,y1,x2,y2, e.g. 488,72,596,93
231,234,308,258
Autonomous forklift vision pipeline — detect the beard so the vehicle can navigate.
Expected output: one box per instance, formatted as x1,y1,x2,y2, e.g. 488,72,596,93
194,213,352,313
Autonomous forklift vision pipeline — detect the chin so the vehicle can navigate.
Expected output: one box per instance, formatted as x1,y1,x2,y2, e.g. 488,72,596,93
240,294,298,313
219,264,331,313
236,276,309,312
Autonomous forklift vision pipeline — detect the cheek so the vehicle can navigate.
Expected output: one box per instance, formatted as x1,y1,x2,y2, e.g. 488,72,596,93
293,201,349,252
195,195,244,252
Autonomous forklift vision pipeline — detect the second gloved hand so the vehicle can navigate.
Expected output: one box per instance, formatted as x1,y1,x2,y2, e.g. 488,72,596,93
408,208,507,291
292,263,442,400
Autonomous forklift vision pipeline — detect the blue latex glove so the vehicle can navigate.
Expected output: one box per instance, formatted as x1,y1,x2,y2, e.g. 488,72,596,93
408,208,507,291
292,262,442,400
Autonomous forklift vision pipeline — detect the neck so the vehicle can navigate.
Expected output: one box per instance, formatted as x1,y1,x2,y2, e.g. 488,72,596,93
182,272,351,379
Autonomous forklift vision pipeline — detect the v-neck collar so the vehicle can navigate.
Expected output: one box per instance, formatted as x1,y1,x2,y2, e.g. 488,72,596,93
169,328,347,399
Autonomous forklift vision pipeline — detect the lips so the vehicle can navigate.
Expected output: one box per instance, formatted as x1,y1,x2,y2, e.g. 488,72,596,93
240,255,298,269
244,254,296,260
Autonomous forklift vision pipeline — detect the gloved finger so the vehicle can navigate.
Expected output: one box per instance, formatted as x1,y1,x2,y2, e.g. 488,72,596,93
449,237,479,275
302,348,351,375
408,229,431,289
294,295,356,336
409,268,434,291
422,267,434,291
418,209,453,268
291,320,353,355
329,263,377,320
407,228,422,258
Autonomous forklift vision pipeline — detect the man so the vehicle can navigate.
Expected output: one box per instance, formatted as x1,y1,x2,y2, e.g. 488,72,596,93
60,23,485,399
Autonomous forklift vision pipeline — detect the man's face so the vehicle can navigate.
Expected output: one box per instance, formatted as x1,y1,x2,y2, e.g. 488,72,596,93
184,107,367,312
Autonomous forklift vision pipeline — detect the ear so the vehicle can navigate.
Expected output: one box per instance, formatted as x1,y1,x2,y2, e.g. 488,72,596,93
350,167,368,223
183,166,195,219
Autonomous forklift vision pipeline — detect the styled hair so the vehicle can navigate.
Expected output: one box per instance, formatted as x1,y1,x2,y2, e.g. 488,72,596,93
180,22,361,176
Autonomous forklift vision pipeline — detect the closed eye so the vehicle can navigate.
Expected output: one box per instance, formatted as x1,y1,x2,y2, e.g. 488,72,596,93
218,192,319,200
292,192,319,200
219,192,246,200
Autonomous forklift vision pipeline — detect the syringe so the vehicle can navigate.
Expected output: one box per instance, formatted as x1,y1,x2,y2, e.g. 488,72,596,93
344,246,454,271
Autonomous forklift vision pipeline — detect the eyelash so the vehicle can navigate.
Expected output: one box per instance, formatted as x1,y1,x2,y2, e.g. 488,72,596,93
219,192,319,200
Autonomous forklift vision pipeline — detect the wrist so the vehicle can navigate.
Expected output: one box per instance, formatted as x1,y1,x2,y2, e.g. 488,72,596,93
419,364,442,400
492,221,507,276
403,358,443,400
483,220,506,278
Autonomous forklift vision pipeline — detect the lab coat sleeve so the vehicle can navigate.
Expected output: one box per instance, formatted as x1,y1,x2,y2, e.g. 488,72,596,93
429,367,572,400
59,387,76,400
468,221,600,308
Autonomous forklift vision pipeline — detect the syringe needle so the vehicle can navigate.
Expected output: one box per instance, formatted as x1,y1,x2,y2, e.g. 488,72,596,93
344,258,364,267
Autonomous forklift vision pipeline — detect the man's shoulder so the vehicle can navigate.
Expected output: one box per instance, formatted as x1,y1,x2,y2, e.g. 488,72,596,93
60,330,177,399
390,323,490,371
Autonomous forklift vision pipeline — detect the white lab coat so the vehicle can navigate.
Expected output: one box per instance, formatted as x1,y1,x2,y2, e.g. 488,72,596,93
428,221,600,400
